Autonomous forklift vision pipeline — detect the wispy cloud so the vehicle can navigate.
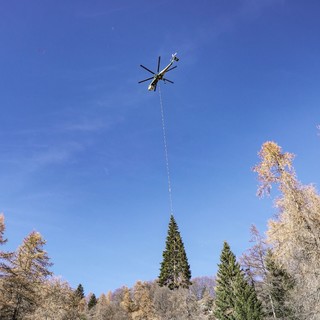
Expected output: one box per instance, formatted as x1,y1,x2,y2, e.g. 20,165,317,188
1,117,112,175
31,142,84,167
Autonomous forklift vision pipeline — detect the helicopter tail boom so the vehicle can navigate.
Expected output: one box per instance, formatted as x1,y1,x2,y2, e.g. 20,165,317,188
172,52,179,62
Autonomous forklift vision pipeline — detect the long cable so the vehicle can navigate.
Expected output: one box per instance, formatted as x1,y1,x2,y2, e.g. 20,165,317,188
158,84,174,215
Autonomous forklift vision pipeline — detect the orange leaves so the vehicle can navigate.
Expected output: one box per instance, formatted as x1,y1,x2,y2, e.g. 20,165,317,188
253,141,295,197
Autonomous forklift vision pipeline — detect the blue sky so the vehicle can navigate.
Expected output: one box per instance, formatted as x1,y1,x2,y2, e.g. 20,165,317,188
1,0,320,296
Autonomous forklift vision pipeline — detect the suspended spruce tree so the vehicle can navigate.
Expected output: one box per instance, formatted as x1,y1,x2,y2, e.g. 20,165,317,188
214,241,263,320
158,215,192,290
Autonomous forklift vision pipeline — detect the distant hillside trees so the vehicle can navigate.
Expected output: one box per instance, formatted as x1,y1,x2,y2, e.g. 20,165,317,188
254,141,320,319
158,215,192,290
30,277,84,320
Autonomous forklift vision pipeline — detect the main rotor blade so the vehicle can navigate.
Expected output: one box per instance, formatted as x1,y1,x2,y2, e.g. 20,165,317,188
163,78,174,84
166,66,177,73
140,65,155,74
138,77,154,83
157,56,161,73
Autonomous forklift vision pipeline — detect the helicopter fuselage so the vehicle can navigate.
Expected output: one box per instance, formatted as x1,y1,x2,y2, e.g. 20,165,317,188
148,76,161,91
147,62,174,91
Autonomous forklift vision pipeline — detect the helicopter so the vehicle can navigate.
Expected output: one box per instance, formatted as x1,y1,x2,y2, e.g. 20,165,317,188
139,53,179,91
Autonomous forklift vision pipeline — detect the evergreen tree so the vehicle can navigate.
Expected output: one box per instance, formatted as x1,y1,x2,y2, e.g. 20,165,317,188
265,250,295,319
214,241,263,320
88,293,98,310
75,283,85,300
200,288,215,318
234,273,263,320
158,215,192,290
240,226,278,318
214,241,239,320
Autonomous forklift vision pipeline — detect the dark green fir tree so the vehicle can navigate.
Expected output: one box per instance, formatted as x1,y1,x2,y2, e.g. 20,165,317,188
88,293,98,310
214,241,239,320
234,273,263,320
75,283,85,300
158,215,192,290
265,250,295,319
214,241,263,320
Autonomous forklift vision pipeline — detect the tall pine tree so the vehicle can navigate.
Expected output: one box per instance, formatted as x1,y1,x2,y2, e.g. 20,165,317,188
234,273,263,320
214,241,239,320
158,215,192,290
214,241,263,320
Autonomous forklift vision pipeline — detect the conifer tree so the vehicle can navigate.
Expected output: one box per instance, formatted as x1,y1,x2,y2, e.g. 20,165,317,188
234,273,263,320
1,231,52,319
254,141,320,318
0,213,7,246
214,241,239,319
214,241,263,320
0,213,12,272
75,283,85,300
0,213,10,273
265,250,295,319
132,281,157,319
88,293,98,310
0,213,10,312
73,283,86,315
120,286,135,314
240,225,278,318
158,215,192,290
200,288,215,318
95,293,109,319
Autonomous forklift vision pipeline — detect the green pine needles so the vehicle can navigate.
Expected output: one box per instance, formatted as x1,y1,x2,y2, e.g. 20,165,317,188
214,241,263,320
88,293,98,310
265,250,296,319
158,215,192,290
75,283,85,300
